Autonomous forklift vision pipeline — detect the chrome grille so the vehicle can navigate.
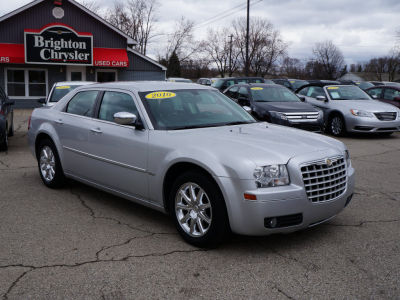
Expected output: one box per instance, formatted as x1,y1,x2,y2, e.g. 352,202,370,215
301,156,346,202
374,112,396,121
283,112,319,122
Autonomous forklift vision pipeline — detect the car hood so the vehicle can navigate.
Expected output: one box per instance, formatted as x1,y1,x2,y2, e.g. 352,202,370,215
254,101,318,112
166,122,345,168
332,100,398,112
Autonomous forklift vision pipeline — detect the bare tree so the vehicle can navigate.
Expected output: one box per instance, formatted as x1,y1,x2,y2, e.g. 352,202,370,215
232,17,287,76
105,0,158,55
280,57,304,78
202,28,240,77
78,0,101,14
312,40,345,79
163,17,201,62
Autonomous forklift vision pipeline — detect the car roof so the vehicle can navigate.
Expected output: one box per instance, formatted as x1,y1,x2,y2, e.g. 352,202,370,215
55,81,96,86
294,82,348,93
83,81,214,92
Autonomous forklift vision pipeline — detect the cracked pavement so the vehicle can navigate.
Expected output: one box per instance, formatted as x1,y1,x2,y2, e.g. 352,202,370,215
0,110,399,299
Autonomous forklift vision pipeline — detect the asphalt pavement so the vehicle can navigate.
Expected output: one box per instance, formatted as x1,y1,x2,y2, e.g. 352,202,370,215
0,110,399,299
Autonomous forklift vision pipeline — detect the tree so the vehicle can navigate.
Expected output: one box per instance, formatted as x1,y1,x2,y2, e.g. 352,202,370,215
280,57,304,78
167,51,181,77
232,17,287,76
105,0,158,55
312,40,345,79
78,0,101,14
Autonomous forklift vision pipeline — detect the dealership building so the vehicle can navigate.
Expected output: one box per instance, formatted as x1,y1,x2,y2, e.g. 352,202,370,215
0,0,166,108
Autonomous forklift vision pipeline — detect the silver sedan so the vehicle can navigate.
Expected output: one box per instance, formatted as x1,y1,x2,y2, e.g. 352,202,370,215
28,82,355,247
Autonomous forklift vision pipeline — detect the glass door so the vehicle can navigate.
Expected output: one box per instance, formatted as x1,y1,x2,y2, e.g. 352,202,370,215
66,66,86,81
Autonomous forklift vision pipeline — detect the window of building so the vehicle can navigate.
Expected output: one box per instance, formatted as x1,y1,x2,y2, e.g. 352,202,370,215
96,70,117,83
6,68,47,98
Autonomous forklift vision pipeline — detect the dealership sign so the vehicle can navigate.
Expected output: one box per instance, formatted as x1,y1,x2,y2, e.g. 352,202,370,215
24,23,93,65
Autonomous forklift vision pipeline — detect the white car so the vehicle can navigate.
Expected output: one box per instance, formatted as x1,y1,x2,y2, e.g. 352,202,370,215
42,81,95,107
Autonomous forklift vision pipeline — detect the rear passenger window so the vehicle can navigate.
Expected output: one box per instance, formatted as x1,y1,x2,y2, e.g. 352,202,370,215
99,91,138,123
66,91,98,117
307,86,325,98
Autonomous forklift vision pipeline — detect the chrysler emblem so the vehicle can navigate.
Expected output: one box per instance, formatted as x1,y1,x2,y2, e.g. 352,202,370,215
325,159,333,166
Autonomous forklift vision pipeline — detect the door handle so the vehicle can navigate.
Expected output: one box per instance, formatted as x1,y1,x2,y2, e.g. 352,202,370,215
90,127,102,134
55,119,63,125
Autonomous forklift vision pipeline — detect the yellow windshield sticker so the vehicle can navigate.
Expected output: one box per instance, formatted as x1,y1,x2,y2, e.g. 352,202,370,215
250,87,263,90
145,91,176,99
56,86,71,89
289,81,295,83
327,87,339,90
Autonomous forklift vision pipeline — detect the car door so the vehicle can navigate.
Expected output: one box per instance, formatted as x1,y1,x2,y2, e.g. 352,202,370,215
54,90,100,179
303,86,330,113
382,88,400,108
87,90,149,199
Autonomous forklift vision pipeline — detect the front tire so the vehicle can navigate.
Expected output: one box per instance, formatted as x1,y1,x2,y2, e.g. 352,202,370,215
8,112,14,137
0,128,8,151
37,139,65,188
329,115,346,136
169,171,230,248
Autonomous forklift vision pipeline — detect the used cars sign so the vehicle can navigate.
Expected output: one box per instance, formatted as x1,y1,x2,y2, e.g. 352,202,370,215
24,23,93,65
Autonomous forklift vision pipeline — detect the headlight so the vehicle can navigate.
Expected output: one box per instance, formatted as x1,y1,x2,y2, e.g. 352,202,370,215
345,149,351,167
350,109,374,118
253,164,290,188
270,111,288,120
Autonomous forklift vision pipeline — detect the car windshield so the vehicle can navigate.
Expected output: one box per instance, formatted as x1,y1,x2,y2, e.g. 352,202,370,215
290,80,309,90
49,85,80,102
250,86,300,102
211,79,225,88
326,86,371,100
139,89,256,130
356,82,374,90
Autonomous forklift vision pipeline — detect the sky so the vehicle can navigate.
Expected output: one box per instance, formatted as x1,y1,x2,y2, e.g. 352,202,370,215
1,0,399,65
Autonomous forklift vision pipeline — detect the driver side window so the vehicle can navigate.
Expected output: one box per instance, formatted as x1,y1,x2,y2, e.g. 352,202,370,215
226,86,239,99
98,91,138,123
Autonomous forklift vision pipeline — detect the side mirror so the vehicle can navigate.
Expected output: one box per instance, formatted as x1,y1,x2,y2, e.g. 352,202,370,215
5,98,15,105
298,96,306,102
113,112,137,126
243,106,252,113
316,95,327,101
37,98,46,104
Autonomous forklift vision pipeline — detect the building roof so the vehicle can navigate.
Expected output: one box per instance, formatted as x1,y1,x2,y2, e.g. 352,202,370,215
0,0,137,45
128,48,167,71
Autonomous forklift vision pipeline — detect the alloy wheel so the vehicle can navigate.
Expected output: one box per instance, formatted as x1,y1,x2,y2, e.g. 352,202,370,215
175,182,212,237
40,146,56,182
331,117,343,135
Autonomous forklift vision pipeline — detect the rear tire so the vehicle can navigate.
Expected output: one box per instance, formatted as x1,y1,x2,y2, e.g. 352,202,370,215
329,115,346,137
0,128,8,151
169,171,230,248
8,112,14,137
37,139,66,188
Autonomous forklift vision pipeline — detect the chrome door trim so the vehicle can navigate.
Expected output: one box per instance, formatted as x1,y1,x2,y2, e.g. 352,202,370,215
63,146,150,174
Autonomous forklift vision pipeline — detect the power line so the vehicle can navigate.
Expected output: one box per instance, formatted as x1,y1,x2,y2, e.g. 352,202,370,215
193,0,263,30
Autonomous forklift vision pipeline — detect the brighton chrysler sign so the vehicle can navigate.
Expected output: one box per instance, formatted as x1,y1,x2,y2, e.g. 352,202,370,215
24,23,93,65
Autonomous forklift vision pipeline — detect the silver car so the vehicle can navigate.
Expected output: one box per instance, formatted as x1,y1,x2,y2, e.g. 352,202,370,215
28,82,355,247
297,84,400,136
42,81,96,107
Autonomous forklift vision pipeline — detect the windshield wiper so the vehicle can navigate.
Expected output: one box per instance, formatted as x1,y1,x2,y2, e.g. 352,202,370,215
172,124,226,130
223,121,255,126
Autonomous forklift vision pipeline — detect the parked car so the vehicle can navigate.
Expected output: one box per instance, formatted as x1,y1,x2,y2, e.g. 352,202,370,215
370,81,384,86
211,77,273,92
365,85,400,108
223,83,324,132
41,81,96,107
197,78,212,86
28,81,355,247
296,83,400,136
338,80,374,91
166,77,192,83
271,79,309,91
0,86,14,151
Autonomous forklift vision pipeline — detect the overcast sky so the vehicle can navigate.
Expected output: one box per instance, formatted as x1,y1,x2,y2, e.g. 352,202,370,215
1,0,399,65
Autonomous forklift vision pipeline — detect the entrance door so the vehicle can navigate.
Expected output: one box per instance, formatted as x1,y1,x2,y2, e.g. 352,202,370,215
67,66,86,81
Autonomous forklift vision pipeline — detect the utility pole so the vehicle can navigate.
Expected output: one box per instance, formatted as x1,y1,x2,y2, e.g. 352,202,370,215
229,34,233,76
245,0,250,76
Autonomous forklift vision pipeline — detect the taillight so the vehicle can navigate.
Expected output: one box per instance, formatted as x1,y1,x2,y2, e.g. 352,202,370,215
28,115,32,130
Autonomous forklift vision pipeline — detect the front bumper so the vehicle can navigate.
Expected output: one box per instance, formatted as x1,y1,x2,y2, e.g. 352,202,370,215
217,149,355,236
270,116,324,132
345,115,400,133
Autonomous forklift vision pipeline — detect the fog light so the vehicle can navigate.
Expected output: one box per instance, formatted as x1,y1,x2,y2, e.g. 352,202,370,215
265,217,277,228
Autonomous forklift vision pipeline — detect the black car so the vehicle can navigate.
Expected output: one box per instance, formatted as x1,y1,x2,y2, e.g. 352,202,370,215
0,86,15,151
197,78,212,86
211,77,273,92
223,83,324,132
271,78,309,91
